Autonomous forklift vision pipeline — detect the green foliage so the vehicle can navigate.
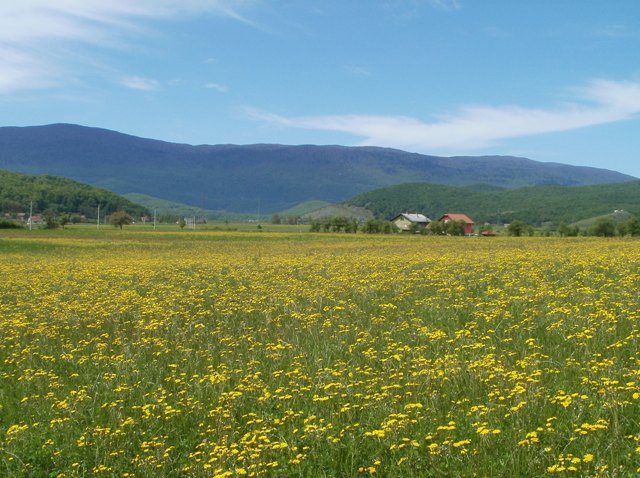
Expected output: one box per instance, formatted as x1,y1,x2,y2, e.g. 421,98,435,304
278,200,331,217
43,210,59,229
590,217,617,237
123,193,255,223
507,220,533,237
558,223,580,237
109,211,133,229
445,220,466,236
426,220,466,236
347,181,640,226
361,219,396,234
0,170,147,219
0,218,22,229
310,216,359,233
626,217,640,236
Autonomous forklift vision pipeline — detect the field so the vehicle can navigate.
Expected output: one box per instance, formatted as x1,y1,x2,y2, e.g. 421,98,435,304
1,229,639,477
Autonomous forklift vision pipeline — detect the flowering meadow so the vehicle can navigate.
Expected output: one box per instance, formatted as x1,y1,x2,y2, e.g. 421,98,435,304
1,230,639,477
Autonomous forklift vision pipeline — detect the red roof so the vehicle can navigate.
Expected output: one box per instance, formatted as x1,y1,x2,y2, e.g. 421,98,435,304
440,213,474,224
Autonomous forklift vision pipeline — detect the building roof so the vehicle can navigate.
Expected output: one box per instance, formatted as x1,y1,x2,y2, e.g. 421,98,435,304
394,213,431,223
440,213,474,224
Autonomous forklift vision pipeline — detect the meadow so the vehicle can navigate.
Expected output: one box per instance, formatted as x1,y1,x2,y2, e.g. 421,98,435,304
0,228,638,477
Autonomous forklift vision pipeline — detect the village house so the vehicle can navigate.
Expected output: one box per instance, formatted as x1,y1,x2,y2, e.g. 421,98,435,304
439,213,475,235
391,213,431,232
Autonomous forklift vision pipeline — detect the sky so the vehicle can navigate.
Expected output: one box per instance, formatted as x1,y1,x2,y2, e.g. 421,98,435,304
1,0,640,178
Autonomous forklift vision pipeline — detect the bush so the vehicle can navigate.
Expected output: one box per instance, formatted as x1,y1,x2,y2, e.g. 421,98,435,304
0,219,22,229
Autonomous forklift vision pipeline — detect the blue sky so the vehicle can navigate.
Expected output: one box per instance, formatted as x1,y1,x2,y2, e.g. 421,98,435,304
2,0,640,177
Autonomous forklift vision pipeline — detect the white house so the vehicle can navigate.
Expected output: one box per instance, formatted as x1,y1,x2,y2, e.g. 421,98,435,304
391,213,431,232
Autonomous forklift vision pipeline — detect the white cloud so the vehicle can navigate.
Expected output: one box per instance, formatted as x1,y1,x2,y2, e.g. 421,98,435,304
0,0,257,94
427,0,461,11
597,25,630,38
247,79,640,152
344,65,372,77
121,76,161,91
204,82,229,93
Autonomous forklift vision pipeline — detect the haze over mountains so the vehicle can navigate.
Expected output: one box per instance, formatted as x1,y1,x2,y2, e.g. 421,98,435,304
0,123,636,214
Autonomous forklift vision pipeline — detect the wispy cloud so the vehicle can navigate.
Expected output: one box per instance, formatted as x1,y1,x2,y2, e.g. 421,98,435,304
379,0,461,21
246,79,640,151
0,1,257,94
427,0,462,11
597,24,630,38
344,65,372,77
121,76,161,91
204,82,229,93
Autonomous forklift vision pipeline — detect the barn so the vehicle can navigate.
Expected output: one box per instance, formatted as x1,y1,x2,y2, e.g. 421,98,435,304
439,213,475,235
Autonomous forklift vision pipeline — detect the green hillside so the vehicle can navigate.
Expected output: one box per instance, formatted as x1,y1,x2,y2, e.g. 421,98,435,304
1,124,635,214
122,193,259,222
0,170,147,219
346,181,640,225
277,200,331,217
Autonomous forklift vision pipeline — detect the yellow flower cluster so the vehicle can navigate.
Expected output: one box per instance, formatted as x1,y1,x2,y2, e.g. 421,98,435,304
0,232,639,476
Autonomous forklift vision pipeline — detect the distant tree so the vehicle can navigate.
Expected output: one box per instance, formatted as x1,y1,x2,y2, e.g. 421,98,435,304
110,211,133,230
590,217,616,237
627,217,640,236
59,214,70,229
558,222,569,237
309,220,322,232
178,217,186,229
0,219,22,229
428,220,445,235
271,213,281,225
507,220,532,237
344,218,358,233
617,221,628,237
330,216,348,232
382,221,396,234
362,219,380,233
444,220,466,236
43,209,59,229
566,225,580,237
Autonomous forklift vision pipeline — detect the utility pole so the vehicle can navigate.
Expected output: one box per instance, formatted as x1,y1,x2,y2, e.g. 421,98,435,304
153,208,157,230
97,204,100,229
29,201,33,231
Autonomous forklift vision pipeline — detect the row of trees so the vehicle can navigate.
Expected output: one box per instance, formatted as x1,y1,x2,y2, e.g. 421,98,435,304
271,214,302,225
506,217,640,237
309,216,399,234
309,217,470,235
309,216,361,233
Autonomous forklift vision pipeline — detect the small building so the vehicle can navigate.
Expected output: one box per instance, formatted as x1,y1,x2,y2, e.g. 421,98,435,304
392,213,431,232
439,213,475,235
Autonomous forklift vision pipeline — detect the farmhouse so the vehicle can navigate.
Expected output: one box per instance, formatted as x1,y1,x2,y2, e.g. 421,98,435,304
392,213,431,232
439,213,475,235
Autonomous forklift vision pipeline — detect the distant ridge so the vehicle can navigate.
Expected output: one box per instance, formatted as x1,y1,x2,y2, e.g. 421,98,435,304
0,124,635,213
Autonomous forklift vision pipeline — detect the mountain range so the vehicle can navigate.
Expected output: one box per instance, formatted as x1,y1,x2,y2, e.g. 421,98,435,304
0,123,635,214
